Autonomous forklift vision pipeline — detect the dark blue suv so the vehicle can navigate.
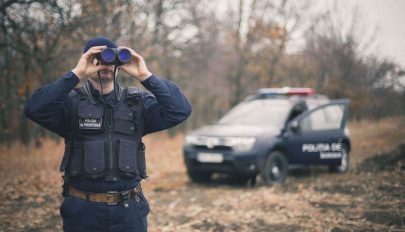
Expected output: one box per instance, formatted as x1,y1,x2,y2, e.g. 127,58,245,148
183,88,351,185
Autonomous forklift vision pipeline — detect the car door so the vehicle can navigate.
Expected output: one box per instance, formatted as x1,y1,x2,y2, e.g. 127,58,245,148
285,99,349,165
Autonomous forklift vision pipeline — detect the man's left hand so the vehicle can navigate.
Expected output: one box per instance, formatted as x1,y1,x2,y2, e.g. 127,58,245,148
118,46,152,82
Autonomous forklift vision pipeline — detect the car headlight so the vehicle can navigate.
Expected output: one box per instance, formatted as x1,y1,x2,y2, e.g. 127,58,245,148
184,135,256,152
227,137,256,152
344,127,350,137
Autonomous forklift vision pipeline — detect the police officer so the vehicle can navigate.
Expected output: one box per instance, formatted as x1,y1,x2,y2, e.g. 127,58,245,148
24,37,192,232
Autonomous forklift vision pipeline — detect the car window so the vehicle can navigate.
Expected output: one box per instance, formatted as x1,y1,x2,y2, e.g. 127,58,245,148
300,104,344,131
218,100,291,129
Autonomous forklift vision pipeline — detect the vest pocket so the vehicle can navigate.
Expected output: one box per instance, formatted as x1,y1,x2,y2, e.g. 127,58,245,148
138,143,147,179
77,102,104,133
60,140,71,172
69,143,83,177
114,109,134,121
114,121,136,135
117,139,139,178
114,109,136,135
83,141,105,179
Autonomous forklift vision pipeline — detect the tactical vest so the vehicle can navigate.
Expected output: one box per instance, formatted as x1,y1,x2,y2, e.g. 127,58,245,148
59,83,147,181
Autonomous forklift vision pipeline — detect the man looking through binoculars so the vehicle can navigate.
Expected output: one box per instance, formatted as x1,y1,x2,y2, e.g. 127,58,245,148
73,43,151,95
24,37,192,232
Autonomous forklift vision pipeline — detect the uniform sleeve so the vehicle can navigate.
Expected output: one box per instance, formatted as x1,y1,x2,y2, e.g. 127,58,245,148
140,75,192,135
24,71,80,137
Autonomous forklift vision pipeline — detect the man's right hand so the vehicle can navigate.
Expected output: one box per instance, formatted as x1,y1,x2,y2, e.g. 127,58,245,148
72,46,109,80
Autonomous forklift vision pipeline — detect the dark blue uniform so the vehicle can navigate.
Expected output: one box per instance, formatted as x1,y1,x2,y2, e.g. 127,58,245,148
24,71,192,231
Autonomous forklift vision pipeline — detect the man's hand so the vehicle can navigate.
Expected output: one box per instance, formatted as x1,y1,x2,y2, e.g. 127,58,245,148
72,46,109,80
118,46,152,82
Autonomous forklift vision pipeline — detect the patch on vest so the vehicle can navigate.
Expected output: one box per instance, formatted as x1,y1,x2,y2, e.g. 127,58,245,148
79,118,103,129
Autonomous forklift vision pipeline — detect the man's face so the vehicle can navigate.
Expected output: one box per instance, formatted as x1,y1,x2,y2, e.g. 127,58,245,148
89,58,115,83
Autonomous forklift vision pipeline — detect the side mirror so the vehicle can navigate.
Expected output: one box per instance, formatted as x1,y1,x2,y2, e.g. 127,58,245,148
290,120,300,133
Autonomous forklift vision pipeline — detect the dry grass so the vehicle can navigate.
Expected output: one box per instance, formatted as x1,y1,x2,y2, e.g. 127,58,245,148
142,133,188,192
0,138,63,178
348,116,405,166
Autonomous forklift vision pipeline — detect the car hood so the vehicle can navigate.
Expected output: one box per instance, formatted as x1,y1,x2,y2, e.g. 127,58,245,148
190,124,280,137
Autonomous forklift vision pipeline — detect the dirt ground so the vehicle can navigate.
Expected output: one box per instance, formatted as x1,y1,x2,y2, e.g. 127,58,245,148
0,117,404,231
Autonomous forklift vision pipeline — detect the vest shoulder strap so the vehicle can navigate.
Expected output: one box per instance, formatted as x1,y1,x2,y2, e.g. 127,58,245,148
125,86,141,106
67,87,86,135
126,86,140,96
68,87,86,99
125,86,144,137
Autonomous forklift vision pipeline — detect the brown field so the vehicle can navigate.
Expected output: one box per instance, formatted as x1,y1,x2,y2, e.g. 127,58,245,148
0,117,404,231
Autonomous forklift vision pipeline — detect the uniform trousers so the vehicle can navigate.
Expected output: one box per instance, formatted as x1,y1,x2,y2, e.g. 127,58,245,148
60,192,149,232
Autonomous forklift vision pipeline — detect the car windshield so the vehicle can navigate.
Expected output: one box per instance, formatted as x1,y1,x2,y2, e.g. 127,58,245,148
218,99,291,129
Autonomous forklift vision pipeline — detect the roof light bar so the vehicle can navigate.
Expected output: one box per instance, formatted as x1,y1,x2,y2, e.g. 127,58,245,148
257,87,315,96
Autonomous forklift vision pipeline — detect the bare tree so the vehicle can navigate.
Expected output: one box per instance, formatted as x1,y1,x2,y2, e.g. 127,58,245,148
302,1,403,119
222,0,311,106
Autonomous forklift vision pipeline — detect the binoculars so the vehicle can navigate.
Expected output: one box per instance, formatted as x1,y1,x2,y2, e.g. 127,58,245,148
97,48,131,65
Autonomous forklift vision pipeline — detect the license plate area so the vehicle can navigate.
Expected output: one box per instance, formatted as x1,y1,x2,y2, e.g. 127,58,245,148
197,153,224,163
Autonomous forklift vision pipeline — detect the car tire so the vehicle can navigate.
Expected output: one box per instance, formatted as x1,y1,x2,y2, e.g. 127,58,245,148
329,144,349,173
187,170,212,183
260,151,288,186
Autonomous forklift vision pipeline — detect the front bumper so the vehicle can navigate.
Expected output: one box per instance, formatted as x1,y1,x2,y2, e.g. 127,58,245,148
183,147,262,176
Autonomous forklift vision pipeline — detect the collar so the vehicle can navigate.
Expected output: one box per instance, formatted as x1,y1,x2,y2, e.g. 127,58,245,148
84,80,123,104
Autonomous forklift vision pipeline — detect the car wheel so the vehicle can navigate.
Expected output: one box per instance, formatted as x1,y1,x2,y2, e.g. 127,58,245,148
329,144,349,173
260,151,288,186
187,170,212,183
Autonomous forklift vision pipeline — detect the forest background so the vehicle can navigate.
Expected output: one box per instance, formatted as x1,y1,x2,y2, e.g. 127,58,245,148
1,0,404,145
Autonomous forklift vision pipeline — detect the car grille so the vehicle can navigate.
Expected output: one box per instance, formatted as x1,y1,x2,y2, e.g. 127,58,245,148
192,145,232,151
190,160,235,173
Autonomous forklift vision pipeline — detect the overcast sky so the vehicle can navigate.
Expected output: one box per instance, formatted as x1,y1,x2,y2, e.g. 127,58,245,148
330,0,405,67
219,0,404,67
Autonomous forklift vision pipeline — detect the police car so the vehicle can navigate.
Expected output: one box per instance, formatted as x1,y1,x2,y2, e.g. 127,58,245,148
183,88,351,185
